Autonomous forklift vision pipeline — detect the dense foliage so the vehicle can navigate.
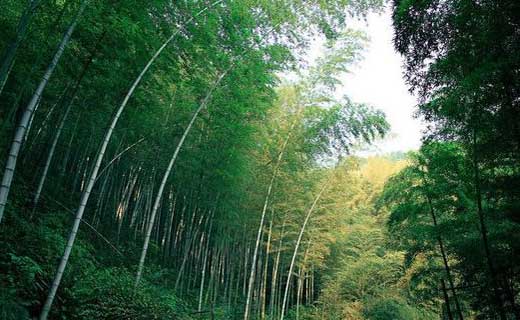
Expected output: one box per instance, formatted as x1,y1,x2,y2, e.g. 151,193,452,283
382,0,520,319
1,0,518,319
0,0,390,319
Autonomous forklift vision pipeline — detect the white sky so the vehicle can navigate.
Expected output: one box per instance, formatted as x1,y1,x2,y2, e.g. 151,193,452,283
341,9,424,155
282,8,424,156
299,8,424,156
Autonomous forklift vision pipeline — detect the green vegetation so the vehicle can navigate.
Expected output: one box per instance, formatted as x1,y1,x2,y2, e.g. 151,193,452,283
0,0,518,319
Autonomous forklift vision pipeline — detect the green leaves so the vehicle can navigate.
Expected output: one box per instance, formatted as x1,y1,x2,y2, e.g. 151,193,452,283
362,297,433,320
71,267,185,319
0,289,30,320
0,0,399,318
307,29,367,97
380,141,520,317
302,100,388,160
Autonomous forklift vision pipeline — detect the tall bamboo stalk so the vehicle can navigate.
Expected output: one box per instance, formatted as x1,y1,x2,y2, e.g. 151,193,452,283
134,71,226,288
260,218,273,319
244,118,298,320
38,4,223,318
0,0,41,96
270,220,286,319
420,172,464,320
280,184,327,320
0,0,88,224
33,32,104,208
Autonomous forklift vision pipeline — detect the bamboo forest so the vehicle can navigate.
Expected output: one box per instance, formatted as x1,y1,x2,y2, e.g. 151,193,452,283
0,0,519,319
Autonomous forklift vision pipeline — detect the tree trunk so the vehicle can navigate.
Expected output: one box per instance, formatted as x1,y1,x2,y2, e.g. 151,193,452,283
174,210,206,292
296,268,303,320
162,190,176,261
280,184,327,320
38,4,223,316
244,119,298,320
32,98,72,208
472,129,507,320
260,218,273,319
198,212,215,310
25,84,68,153
270,220,286,319
33,32,103,208
0,64,36,134
198,236,210,312
421,174,464,320
0,0,41,96
0,0,88,224
441,279,454,320
134,71,226,288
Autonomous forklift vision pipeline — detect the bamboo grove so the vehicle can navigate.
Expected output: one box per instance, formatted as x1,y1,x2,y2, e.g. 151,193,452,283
1,0,519,319
0,0,389,318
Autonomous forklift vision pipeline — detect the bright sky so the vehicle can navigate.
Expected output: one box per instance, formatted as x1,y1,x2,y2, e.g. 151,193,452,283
341,9,424,155
284,8,424,156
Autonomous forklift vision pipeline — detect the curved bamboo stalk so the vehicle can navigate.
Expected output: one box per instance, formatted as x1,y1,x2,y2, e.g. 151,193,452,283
280,183,327,320
244,117,299,320
134,71,227,288
0,0,41,95
38,3,223,319
33,33,104,208
0,0,88,224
